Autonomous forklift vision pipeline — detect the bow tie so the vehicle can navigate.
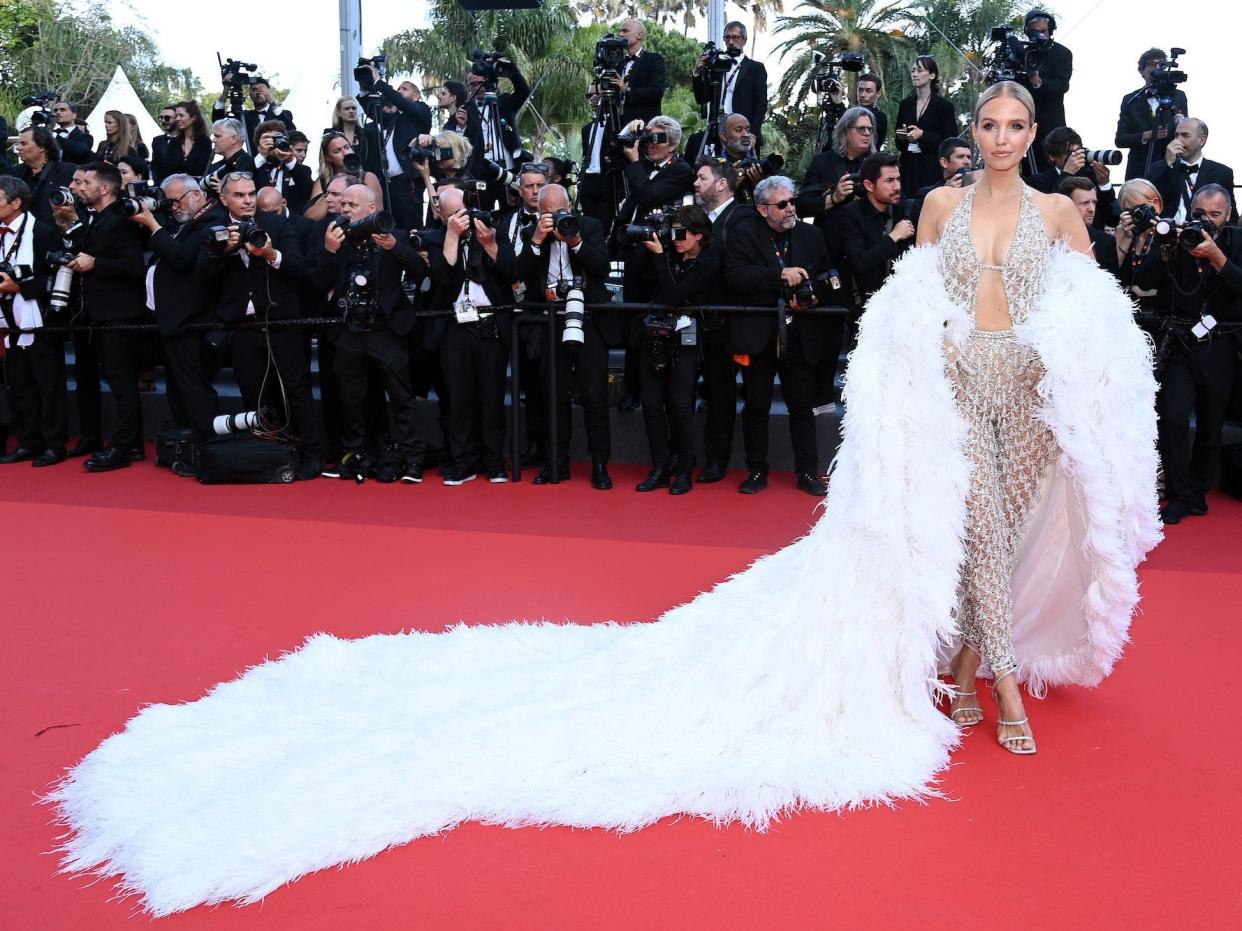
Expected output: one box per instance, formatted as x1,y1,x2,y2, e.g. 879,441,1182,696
55,127,68,135
1182,163,1199,174
0,226,12,236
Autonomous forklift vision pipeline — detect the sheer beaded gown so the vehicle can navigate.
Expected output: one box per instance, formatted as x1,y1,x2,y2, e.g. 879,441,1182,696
48,184,1161,916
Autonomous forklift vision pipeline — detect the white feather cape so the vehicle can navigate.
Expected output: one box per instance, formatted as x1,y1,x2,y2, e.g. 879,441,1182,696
48,245,1160,916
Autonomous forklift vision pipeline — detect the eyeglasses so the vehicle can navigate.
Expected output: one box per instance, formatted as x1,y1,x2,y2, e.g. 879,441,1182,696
759,198,795,210
850,125,874,134
519,163,550,175
724,33,745,41
222,171,254,181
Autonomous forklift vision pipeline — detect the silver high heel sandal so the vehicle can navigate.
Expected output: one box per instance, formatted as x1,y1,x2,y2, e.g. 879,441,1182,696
949,690,984,726
993,668,1036,754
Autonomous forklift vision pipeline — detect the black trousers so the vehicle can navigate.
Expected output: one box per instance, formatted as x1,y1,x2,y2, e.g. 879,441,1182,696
441,322,507,471
231,326,323,457
577,172,618,229
315,326,386,462
740,326,819,475
92,324,144,449
334,321,424,462
812,312,850,409
1157,334,1237,505
71,329,102,443
639,337,698,468
552,318,611,464
382,174,424,231
5,333,68,451
700,336,736,465
162,330,219,441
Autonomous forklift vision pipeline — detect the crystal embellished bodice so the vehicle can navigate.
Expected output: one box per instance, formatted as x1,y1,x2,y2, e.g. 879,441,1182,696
938,184,1049,328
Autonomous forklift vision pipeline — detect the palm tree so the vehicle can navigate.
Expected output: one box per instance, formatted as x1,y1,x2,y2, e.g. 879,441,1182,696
771,0,918,107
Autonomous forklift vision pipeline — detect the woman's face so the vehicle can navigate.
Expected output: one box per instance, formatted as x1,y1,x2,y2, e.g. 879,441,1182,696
105,114,119,136
339,100,358,123
541,159,560,183
118,161,138,184
328,137,352,167
673,227,702,256
1122,190,1162,214
174,108,191,132
973,96,1037,173
911,62,933,88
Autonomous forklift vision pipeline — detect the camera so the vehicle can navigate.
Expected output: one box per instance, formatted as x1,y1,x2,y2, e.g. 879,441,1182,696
338,265,379,332
623,207,674,244
615,129,669,148
342,152,363,176
1130,203,1172,236
49,186,76,208
809,52,864,95
469,49,507,91
409,144,453,163
1081,148,1123,166
354,55,385,93
45,250,77,314
332,210,396,242
593,34,629,90
477,159,520,190
220,57,258,88
0,261,33,283
1178,215,1218,250
552,208,580,240
269,133,290,151
642,311,678,375
1149,48,1188,107
205,221,268,255
20,91,58,127
213,410,264,436
236,220,268,248
699,40,741,77
556,277,587,345
986,25,1053,83
120,181,170,217
736,152,785,185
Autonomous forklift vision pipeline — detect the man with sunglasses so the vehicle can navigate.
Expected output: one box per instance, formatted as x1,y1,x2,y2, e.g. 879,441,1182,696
150,106,178,184
692,21,768,150
50,100,93,165
725,175,831,497
796,106,876,243
129,174,225,445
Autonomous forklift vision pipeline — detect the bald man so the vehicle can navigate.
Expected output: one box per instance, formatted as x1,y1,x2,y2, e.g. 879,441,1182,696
616,18,666,127
315,183,428,483
685,112,755,166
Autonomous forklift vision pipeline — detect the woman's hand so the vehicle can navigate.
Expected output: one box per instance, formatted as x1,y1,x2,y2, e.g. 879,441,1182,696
642,237,663,254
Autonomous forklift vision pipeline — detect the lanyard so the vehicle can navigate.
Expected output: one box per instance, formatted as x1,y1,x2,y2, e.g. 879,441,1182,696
1,213,28,264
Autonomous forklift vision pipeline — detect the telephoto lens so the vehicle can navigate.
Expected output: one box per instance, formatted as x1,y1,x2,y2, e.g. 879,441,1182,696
560,287,586,345
212,410,261,436
1084,149,1124,166
342,153,363,175
346,211,396,241
552,208,580,240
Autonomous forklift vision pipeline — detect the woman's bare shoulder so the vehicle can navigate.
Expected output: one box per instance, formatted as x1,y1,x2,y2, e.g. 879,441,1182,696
916,185,968,245
1031,189,1092,252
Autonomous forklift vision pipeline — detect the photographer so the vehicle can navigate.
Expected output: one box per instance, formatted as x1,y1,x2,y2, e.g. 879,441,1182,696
465,54,530,171
202,119,256,196
515,184,613,488
358,65,434,230
1014,10,1072,172
317,184,428,484
11,127,76,225
253,121,312,215
1058,175,1120,277
128,174,224,442
1145,118,1236,223
304,132,383,222
578,82,623,227
917,137,974,198
692,21,768,149
692,159,750,483
196,171,323,479
635,205,722,495
427,186,515,486
50,100,93,165
1130,185,1242,524
1027,127,1119,228
53,162,148,472
212,75,296,140
725,175,831,497
0,176,68,466
616,19,667,127
796,107,875,240
411,132,475,226
855,73,888,151
839,152,916,308
894,56,957,197
1116,48,1189,180
1114,178,1168,314
685,113,755,169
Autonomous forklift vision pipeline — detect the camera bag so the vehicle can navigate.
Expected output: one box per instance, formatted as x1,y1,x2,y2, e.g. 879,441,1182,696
155,427,198,474
197,434,297,485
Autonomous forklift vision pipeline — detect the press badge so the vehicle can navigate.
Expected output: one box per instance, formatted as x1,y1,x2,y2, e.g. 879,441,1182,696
1191,314,1217,340
454,296,480,324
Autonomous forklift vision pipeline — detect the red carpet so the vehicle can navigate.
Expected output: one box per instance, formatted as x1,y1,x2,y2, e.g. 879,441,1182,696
3,458,1239,928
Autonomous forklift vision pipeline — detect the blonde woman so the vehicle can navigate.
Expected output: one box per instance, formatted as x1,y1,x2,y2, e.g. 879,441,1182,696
94,110,135,164
303,131,383,220
412,130,472,224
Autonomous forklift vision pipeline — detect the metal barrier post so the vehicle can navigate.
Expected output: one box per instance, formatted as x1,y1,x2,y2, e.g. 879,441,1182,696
546,310,559,484
509,314,524,483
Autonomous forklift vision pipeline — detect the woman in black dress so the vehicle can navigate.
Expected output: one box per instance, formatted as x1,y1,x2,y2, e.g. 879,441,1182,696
164,101,211,178
895,56,958,197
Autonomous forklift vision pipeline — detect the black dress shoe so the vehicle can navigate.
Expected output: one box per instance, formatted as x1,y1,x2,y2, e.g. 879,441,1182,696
636,464,670,492
619,395,641,412
532,461,571,485
1188,498,1209,516
796,472,828,497
1160,501,1188,525
669,469,693,495
32,448,67,467
697,461,727,483
294,456,324,481
67,439,102,458
83,447,131,472
738,468,768,494
591,462,613,490
127,446,146,462
0,446,41,464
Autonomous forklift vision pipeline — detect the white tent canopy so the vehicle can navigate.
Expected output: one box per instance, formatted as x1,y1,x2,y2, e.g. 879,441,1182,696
84,67,163,156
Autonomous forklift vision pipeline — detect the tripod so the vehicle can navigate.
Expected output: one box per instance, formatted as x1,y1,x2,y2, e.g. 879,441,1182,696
576,84,628,222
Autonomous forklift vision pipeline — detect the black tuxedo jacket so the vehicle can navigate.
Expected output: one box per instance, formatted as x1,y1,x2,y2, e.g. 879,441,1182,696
1017,41,1072,139
150,134,176,183
424,233,517,349
1115,86,1189,179
315,230,426,337
724,215,830,362
1027,164,1119,228
797,149,866,241
211,102,297,141
466,70,530,164
54,127,94,164
620,51,667,127
616,157,694,228
1145,157,1238,223
838,196,914,305
65,202,146,322
148,206,228,334
1087,226,1121,278
204,149,258,185
440,107,488,176
895,94,958,196
1134,225,1242,322
692,56,769,141
704,200,755,344
255,159,313,214
362,83,434,180
9,161,77,226
195,211,305,322
514,216,616,343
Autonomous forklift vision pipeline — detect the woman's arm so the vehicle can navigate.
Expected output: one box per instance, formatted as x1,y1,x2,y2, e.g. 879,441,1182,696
1044,193,1092,256
916,185,954,246
303,179,327,221
364,171,384,205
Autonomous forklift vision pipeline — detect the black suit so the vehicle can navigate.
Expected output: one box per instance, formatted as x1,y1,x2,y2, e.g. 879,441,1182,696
894,94,957,197
701,199,754,467
1145,158,1238,223
797,149,866,243
148,206,227,439
1,216,68,452
8,161,76,226
692,55,769,145
1116,86,1188,179
725,215,830,475
65,201,148,449
619,51,667,127
362,82,434,229
150,134,178,184
466,68,530,167
203,149,257,188
578,119,624,227
515,217,613,467
1017,41,1072,171
616,156,695,300
255,158,313,215
52,126,94,165
196,210,322,458
1087,226,1121,278
211,102,297,144
1027,163,1119,228
316,230,427,463
838,196,914,307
